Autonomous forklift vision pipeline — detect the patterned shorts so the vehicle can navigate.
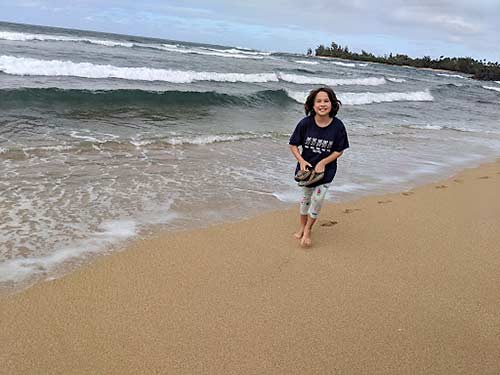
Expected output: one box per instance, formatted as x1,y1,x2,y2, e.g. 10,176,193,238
299,183,330,219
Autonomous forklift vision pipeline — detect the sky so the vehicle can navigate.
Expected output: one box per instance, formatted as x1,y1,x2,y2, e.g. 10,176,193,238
1,0,499,62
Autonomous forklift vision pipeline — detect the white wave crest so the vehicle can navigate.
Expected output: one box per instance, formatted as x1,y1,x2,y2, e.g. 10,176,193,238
285,90,310,104
340,91,434,105
295,60,319,65
201,47,271,56
483,86,500,93
405,124,443,130
0,30,134,48
0,31,268,60
23,145,75,152
285,89,434,105
279,73,385,86
158,44,266,59
404,124,484,133
164,133,271,145
0,55,278,83
436,73,467,79
0,134,273,155
387,77,406,83
69,131,120,143
329,61,356,68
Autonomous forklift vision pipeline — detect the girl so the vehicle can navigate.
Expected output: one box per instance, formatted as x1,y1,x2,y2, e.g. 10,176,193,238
289,87,349,247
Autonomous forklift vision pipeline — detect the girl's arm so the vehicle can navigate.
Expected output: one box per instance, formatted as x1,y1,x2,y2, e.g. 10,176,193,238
290,145,312,171
314,151,343,173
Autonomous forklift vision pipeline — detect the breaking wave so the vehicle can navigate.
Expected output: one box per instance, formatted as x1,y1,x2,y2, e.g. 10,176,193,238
285,89,434,105
0,87,435,110
0,55,277,83
483,86,500,93
278,73,386,86
0,31,269,59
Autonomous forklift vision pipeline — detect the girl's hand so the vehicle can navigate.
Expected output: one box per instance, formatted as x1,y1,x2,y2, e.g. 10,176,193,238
299,159,312,171
315,161,325,173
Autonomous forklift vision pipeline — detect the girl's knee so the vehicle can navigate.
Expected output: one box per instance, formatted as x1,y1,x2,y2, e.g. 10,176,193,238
309,184,329,217
308,211,319,219
308,203,322,218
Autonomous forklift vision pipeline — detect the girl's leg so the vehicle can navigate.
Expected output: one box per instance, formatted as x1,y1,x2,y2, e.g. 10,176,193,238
301,184,330,247
294,214,309,239
295,187,314,239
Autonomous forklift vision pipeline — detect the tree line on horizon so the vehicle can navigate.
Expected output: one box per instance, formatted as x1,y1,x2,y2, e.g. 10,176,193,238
308,42,500,81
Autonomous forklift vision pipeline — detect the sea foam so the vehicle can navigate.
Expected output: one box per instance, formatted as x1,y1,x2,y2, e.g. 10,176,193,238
0,219,137,283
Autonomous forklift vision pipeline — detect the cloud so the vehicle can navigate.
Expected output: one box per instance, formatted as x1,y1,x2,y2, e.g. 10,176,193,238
1,0,499,61
144,4,215,17
390,5,482,35
14,0,44,8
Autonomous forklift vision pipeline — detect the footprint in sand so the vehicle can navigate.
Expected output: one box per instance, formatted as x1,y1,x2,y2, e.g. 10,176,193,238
435,185,447,189
402,191,414,196
377,200,392,204
321,220,338,227
343,208,361,214
453,179,463,183
478,176,490,179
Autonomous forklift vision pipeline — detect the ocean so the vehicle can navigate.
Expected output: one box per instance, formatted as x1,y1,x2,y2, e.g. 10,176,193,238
1,21,500,293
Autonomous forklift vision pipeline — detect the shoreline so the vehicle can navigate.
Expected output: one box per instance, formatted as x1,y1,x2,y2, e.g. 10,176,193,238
1,160,500,374
2,153,498,296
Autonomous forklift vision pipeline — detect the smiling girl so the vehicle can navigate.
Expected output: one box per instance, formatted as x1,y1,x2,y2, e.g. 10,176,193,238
289,87,350,248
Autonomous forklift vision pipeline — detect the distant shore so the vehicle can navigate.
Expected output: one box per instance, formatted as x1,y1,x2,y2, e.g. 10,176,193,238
316,55,464,75
2,160,500,374
313,42,500,81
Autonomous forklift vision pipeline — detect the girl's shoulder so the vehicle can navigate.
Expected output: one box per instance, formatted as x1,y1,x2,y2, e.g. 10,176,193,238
297,115,314,127
332,117,346,130
332,116,343,124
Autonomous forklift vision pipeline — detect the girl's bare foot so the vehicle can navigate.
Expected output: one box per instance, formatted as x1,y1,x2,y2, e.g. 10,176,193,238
300,234,312,248
293,229,304,240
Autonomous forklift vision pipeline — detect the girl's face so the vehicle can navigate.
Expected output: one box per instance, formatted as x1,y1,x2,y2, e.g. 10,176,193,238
313,91,332,117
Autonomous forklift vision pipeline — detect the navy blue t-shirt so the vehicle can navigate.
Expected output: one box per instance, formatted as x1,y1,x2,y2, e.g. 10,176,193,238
289,116,349,187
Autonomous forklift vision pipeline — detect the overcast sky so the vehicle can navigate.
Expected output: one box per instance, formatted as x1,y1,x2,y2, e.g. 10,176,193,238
1,0,499,62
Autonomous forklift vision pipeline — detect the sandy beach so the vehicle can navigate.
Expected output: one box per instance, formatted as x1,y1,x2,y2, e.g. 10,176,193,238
1,160,500,374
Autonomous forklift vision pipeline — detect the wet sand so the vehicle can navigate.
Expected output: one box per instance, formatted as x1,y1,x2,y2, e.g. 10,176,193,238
1,160,500,374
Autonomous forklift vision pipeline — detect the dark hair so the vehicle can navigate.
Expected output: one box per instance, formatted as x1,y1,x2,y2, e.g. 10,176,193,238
304,87,341,117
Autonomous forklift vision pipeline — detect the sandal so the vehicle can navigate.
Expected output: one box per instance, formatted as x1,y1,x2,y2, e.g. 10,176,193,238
298,170,325,187
294,169,312,182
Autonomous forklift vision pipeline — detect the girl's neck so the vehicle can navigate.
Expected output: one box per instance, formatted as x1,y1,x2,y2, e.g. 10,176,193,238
315,114,333,127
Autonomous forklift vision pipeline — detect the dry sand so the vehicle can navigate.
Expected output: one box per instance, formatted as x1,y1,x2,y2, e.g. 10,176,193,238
1,160,500,375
